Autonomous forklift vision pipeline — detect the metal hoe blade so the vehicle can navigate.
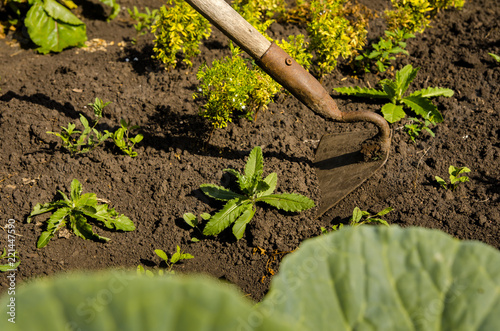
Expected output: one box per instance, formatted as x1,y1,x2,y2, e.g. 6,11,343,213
314,129,389,217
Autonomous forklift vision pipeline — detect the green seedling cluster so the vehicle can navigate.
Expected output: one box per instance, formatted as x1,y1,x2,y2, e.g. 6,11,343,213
48,98,143,157
405,117,435,142
435,165,471,191
127,6,160,36
356,29,415,73
113,119,144,158
151,0,212,68
3,0,118,54
27,179,135,248
334,64,454,124
322,206,392,233
183,212,210,242
0,248,20,272
199,146,315,240
137,246,194,276
47,98,112,155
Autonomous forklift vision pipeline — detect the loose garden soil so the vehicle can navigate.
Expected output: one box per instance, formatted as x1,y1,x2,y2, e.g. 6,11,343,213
0,0,498,301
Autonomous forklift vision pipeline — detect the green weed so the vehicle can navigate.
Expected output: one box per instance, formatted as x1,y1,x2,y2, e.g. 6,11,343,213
435,165,470,191
137,246,194,276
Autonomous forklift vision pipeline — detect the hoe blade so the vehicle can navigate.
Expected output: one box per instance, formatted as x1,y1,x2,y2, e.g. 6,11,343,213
314,129,389,217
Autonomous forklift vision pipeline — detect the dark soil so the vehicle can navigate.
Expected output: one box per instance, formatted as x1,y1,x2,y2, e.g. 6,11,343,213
0,0,498,301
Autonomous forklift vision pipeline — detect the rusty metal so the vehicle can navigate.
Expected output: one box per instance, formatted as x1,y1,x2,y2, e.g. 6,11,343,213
258,43,391,155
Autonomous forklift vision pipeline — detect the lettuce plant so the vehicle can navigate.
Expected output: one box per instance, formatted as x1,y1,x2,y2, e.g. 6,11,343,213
200,146,315,240
27,179,135,248
3,226,500,330
334,64,454,123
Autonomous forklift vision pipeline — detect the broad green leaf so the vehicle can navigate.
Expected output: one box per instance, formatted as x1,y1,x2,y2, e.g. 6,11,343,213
200,213,211,220
402,95,443,123
110,215,136,231
416,87,454,98
258,172,277,197
380,79,398,102
25,0,87,54
155,249,169,262
37,207,71,248
99,0,120,21
333,86,388,99
449,165,471,177
381,103,406,123
232,204,256,240
263,226,500,330
244,146,264,181
258,193,315,212
69,213,109,242
374,207,394,217
351,207,363,223
395,64,419,97
183,213,197,227
76,192,98,208
0,272,293,331
0,261,20,272
435,176,447,189
27,201,65,223
70,179,82,202
200,184,246,201
203,199,251,236
489,53,500,62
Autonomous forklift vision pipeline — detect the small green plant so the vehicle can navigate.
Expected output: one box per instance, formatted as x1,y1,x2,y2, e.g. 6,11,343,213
27,179,135,248
127,6,159,36
404,117,435,142
0,248,20,272
333,64,454,123
113,119,143,158
307,0,369,75
151,0,211,68
435,165,471,191
489,53,500,63
355,29,415,73
183,212,210,242
321,206,392,234
199,146,315,240
47,98,113,155
137,246,194,276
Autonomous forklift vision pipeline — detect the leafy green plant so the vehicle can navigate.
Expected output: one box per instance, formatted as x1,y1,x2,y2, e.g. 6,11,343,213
137,246,194,276
127,6,159,36
5,226,500,330
27,179,135,248
47,98,113,155
355,29,415,73
151,0,211,68
183,212,210,242
405,117,435,142
489,53,500,63
199,146,315,240
321,206,391,233
307,0,369,75
0,248,20,272
3,0,119,54
113,119,143,158
333,64,454,123
435,165,471,191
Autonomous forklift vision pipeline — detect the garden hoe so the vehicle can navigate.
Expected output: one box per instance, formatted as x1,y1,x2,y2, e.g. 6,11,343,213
186,0,392,217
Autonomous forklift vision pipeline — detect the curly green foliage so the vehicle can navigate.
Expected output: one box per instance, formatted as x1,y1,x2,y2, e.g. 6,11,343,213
151,0,211,69
232,0,286,19
386,0,466,35
27,179,135,248
200,146,315,240
307,0,369,75
277,34,313,70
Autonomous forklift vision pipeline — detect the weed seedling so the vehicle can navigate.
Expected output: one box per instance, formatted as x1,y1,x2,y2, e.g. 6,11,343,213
183,212,210,242
435,165,471,191
321,206,392,234
334,64,454,123
405,117,435,142
47,98,113,155
0,248,20,272
113,119,143,157
127,6,159,36
27,179,135,248
137,246,194,276
200,146,315,240
489,53,500,63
